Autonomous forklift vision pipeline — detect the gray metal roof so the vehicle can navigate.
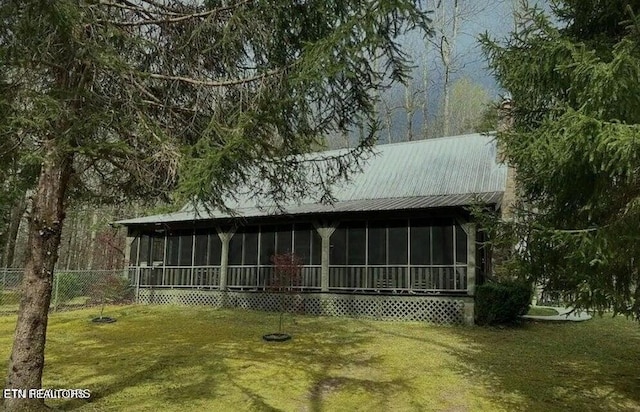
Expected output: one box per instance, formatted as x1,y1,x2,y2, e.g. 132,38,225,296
116,133,507,225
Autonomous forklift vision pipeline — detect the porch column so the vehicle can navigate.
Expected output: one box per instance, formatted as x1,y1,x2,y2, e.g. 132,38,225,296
217,227,236,291
314,223,336,292
465,223,476,296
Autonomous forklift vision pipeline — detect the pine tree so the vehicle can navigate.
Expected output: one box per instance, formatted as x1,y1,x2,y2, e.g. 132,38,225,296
480,1,640,319
0,1,430,410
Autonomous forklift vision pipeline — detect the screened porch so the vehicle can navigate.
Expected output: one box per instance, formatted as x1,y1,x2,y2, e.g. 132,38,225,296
127,217,474,295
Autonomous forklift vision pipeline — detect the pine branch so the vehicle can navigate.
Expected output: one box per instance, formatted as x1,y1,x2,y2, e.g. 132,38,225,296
142,67,283,87
96,0,252,27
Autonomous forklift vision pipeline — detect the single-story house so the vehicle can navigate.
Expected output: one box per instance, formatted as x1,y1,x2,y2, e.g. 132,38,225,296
116,133,508,324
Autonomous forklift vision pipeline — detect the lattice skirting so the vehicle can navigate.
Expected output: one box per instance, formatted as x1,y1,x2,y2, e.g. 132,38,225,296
136,289,473,325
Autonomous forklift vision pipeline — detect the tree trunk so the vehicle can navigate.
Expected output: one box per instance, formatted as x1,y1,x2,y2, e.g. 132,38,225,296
64,211,77,271
87,210,98,270
3,141,73,412
3,195,28,269
437,0,460,138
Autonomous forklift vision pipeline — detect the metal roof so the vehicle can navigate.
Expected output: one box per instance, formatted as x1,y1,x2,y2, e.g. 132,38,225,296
116,133,507,225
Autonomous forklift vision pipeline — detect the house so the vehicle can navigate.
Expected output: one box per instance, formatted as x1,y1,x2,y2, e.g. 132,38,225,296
115,133,508,324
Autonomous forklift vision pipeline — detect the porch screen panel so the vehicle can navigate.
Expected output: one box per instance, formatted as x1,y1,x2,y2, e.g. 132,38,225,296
367,222,386,265
207,234,222,265
347,223,366,265
432,221,453,265
138,235,150,265
129,237,139,265
244,229,259,265
293,224,311,265
179,234,193,266
229,233,243,265
194,233,208,266
311,230,322,265
276,225,293,254
455,224,468,263
330,227,347,265
152,236,165,263
410,220,431,265
388,221,408,265
166,235,180,266
260,226,276,265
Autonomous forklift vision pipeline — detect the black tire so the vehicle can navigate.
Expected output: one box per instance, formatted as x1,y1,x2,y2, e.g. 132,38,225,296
91,317,117,323
262,333,291,342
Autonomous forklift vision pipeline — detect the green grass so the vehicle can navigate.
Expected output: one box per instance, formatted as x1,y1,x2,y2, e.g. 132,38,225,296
527,306,560,316
1,306,639,411
0,294,91,315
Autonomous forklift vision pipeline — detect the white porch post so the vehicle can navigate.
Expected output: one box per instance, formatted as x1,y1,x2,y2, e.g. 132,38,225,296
465,223,476,296
217,227,236,291
314,223,337,292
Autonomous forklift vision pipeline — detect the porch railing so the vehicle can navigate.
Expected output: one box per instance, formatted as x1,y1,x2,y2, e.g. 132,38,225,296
328,265,467,293
131,264,467,293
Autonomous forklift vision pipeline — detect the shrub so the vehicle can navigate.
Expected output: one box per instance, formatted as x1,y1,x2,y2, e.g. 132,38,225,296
475,279,532,325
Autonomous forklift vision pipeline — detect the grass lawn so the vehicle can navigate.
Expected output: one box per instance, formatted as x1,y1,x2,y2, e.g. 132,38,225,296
1,306,639,411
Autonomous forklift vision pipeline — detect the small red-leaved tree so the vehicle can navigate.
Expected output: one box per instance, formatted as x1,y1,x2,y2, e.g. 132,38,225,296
88,274,133,323
268,252,303,336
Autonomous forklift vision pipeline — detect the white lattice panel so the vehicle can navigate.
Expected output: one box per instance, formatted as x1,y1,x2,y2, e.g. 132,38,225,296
136,288,469,324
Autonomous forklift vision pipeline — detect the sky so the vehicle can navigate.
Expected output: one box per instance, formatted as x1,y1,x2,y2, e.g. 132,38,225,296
364,0,533,143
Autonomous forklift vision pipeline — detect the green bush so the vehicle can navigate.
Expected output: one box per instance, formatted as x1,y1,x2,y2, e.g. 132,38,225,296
475,280,532,325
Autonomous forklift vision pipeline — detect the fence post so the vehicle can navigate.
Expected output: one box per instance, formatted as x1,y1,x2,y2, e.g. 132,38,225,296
53,272,59,312
2,267,6,290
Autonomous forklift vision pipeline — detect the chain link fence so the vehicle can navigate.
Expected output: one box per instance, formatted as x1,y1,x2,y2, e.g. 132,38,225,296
0,269,133,316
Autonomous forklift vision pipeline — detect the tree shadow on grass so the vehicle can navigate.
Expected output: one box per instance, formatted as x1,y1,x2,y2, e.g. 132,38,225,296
215,317,412,412
42,307,411,411
445,317,640,412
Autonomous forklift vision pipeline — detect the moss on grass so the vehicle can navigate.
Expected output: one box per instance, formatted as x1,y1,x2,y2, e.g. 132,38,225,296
0,306,638,411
